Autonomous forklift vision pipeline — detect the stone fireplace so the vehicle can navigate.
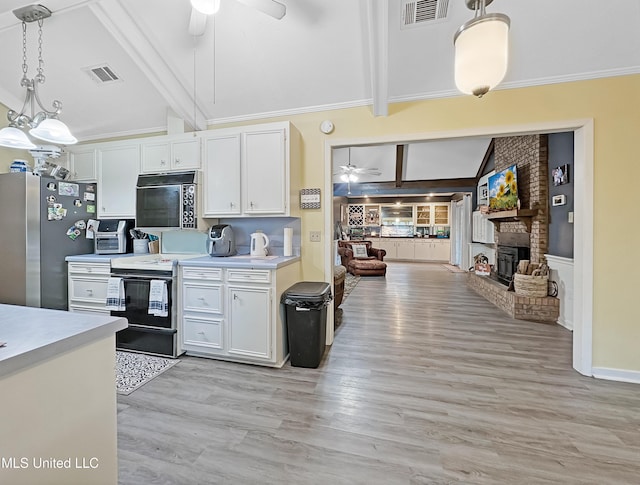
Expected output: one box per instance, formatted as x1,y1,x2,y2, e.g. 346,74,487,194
467,134,559,323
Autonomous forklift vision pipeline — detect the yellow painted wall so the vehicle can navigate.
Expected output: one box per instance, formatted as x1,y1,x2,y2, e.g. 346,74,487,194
210,75,640,372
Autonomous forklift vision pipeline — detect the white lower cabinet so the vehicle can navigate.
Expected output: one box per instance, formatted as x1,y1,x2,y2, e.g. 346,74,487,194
414,239,451,262
379,239,416,260
180,267,225,356
67,262,111,314
178,262,301,367
228,286,271,360
183,315,223,351
376,238,451,262
415,239,451,261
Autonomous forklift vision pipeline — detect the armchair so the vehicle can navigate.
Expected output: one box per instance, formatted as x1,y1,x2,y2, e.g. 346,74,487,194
337,240,387,276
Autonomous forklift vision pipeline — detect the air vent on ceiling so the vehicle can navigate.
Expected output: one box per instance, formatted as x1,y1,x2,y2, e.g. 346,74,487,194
84,64,122,84
401,0,449,29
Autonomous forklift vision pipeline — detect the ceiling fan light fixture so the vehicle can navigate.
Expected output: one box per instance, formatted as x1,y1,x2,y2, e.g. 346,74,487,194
349,174,358,182
191,0,221,15
454,0,510,97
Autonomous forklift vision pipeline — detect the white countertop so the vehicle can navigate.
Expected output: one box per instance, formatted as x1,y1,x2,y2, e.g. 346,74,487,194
66,252,301,269
65,253,140,263
0,304,127,379
180,254,301,269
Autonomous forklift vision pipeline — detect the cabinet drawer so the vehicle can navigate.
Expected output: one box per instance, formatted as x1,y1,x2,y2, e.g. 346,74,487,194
183,316,223,349
226,269,271,284
182,267,223,281
68,276,109,303
68,262,110,275
183,283,223,313
69,304,111,315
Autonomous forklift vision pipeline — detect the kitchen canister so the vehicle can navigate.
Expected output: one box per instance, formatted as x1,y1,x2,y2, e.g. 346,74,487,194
133,239,150,254
283,227,293,257
10,159,30,173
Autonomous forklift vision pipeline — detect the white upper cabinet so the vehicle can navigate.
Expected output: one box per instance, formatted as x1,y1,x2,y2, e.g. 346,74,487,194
141,135,200,173
97,142,140,218
69,148,97,182
242,126,286,214
202,132,242,216
202,121,299,218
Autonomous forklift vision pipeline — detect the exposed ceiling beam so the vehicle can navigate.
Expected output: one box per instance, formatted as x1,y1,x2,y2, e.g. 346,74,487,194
395,144,405,187
365,0,389,117
347,178,478,191
90,0,207,131
475,138,495,180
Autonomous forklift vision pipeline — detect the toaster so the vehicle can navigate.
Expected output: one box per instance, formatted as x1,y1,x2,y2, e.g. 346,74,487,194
207,224,237,257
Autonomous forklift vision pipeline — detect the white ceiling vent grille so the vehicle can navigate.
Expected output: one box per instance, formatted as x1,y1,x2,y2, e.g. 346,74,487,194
401,0,449,29
84,64,122,84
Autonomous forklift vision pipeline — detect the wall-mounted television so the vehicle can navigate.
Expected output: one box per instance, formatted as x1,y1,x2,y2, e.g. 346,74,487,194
489,164,519,210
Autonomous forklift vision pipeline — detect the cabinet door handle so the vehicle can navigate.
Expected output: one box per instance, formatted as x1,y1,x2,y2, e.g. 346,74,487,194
86,268,92,273
233,294,238,300
86,289,93,295
160,160,166,166
175,158,181,164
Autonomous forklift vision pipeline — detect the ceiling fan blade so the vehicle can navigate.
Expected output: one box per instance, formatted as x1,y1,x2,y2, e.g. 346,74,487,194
353,167,380,173
235,0,286,19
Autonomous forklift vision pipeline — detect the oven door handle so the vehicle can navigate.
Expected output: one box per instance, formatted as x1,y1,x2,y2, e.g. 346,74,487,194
112,274,174,282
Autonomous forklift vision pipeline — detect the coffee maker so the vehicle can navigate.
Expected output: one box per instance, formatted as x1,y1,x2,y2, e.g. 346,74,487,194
94,219,134,254
207,224,237,257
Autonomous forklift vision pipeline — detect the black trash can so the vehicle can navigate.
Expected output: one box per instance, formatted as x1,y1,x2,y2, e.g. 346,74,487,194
281,281,333,368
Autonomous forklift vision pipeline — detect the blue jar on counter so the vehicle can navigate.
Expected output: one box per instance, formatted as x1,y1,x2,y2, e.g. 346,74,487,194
10,159,31,173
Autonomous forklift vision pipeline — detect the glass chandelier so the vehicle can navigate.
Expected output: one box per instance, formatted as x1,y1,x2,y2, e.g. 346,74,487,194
0,5,77,150
453,0,510,98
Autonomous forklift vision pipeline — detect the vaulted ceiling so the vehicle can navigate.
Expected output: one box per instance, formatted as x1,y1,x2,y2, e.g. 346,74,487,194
1,0,639,142
0,0,638,146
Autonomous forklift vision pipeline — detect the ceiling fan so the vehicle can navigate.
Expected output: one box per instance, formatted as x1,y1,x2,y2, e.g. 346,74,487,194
189,0,286,35
334,148,381,194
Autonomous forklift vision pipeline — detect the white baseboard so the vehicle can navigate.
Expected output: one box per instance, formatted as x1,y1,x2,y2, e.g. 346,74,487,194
557,318,573,331
592,367,640,384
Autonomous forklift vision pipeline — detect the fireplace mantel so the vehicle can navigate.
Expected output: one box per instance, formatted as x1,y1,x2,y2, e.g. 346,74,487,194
487,209,539,232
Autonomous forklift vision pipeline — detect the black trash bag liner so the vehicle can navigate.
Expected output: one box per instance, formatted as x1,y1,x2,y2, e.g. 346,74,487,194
281,281,332,310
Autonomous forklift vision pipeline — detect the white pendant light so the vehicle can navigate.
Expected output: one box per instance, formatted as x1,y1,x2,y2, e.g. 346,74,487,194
29,118,77,145
1,5,77,150
454,0,510,98
0,126,37,150
191,0,221,15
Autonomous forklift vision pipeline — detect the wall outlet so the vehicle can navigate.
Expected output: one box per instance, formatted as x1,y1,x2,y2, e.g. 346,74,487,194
568,211,574,223
310,231,321,242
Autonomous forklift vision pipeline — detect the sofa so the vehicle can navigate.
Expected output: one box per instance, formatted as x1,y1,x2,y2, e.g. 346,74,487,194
333,265,346,308
337,240,387,276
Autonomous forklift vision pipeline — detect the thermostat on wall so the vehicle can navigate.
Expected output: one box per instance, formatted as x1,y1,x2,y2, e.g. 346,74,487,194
552,194,566,206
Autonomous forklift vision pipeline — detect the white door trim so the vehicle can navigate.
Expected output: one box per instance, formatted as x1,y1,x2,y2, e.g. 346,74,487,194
323,119,594,377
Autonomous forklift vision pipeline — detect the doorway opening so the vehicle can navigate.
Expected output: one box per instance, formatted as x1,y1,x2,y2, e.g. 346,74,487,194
323,120,594,377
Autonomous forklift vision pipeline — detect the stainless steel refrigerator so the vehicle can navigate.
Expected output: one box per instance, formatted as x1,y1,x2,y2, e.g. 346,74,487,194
0,172,97,310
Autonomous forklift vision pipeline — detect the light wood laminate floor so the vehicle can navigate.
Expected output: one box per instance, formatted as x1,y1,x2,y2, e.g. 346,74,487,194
117,262,640,484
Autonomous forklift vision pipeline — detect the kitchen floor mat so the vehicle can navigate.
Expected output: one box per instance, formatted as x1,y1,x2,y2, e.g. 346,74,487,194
116,351,179,395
